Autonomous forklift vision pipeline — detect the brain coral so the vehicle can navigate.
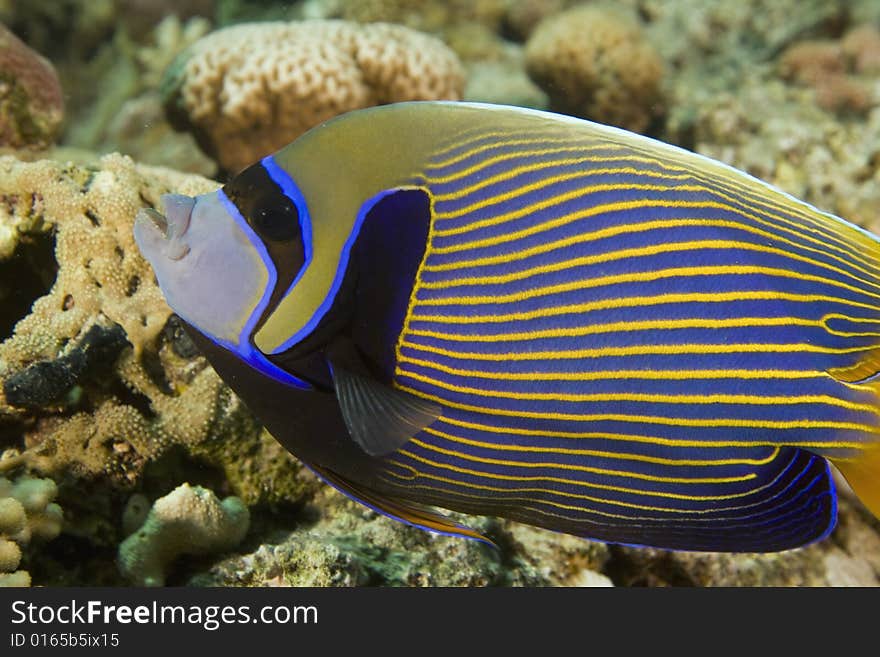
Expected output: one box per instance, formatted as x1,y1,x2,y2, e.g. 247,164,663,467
0,23,64,149
162,20,465,172
524,5,664,133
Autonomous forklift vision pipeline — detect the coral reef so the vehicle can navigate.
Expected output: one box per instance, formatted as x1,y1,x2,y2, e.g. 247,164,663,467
0,23,64,150
0,1,117,64
776,24,880,116
191,482,880,587
690,75,880,231
524,5,664,133
118,483,248,586
191,488,611,587
313,0,508,36
117,0,215,40
501,0,571,42
0,155,312,519
160,19,465,172
0,474,62,587
61,15,216,177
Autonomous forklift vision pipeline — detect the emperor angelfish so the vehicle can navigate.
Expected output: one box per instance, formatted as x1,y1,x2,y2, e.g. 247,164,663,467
134,101,880,552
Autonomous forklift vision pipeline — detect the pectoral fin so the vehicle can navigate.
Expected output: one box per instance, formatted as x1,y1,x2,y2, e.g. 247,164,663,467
329,360,441,457
309,462,495,546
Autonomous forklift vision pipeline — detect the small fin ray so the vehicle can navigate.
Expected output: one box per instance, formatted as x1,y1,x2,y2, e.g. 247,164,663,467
308,462,496,547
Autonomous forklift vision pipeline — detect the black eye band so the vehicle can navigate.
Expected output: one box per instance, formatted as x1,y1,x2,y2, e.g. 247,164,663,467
224,163,302,244
223,162,306,322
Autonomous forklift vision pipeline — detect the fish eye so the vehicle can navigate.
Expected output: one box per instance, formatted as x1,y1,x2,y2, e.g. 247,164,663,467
223,162,303,245
250,196,300,243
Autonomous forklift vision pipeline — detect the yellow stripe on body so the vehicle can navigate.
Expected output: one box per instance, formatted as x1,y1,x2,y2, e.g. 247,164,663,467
425,160,692,204
406,316,880,343
397,355,836,383
423,126,533,162
422,216,869,279
410,290,879,323
426,132,877,269
430,200,880,291
426,211,880,291
428,141,628,178
399,337,878,362
386,448,797,508
378,472,658,522
434,169,696,219
377,475,807,529
392,380,878,436
398,369,880,415
391,177,440,392
434,415,865,451
422,425,782,466
408,437,755,484
419,245,880,316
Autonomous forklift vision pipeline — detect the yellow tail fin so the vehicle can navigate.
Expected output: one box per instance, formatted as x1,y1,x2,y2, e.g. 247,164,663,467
831,447,880,518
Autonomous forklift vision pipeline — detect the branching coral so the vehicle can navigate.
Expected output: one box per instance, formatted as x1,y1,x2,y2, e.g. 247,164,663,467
161,19,465,172
524,5,664,133
0,474,62,587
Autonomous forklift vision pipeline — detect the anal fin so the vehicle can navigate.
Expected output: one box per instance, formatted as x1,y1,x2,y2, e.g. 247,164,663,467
308,462,496,547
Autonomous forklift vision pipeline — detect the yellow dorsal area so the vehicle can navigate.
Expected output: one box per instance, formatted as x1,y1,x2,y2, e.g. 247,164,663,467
254,101,880,356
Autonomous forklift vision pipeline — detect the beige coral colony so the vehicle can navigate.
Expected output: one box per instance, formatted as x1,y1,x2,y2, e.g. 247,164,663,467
0,1,879,589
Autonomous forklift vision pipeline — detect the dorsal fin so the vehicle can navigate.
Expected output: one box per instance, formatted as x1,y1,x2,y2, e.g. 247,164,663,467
308,462,496,547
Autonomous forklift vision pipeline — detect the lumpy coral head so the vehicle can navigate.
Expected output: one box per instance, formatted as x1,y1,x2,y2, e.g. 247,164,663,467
161,20,465,172
0,23,64,149
525,6,664,133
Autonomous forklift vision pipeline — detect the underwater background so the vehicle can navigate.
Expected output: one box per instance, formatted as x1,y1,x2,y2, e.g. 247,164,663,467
1,0,880,587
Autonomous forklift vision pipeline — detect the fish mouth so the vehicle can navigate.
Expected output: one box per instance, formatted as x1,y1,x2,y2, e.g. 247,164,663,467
134,194,194,261
139,207,169,236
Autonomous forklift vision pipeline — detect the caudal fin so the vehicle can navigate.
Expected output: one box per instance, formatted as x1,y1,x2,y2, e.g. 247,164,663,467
831,447,880,518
